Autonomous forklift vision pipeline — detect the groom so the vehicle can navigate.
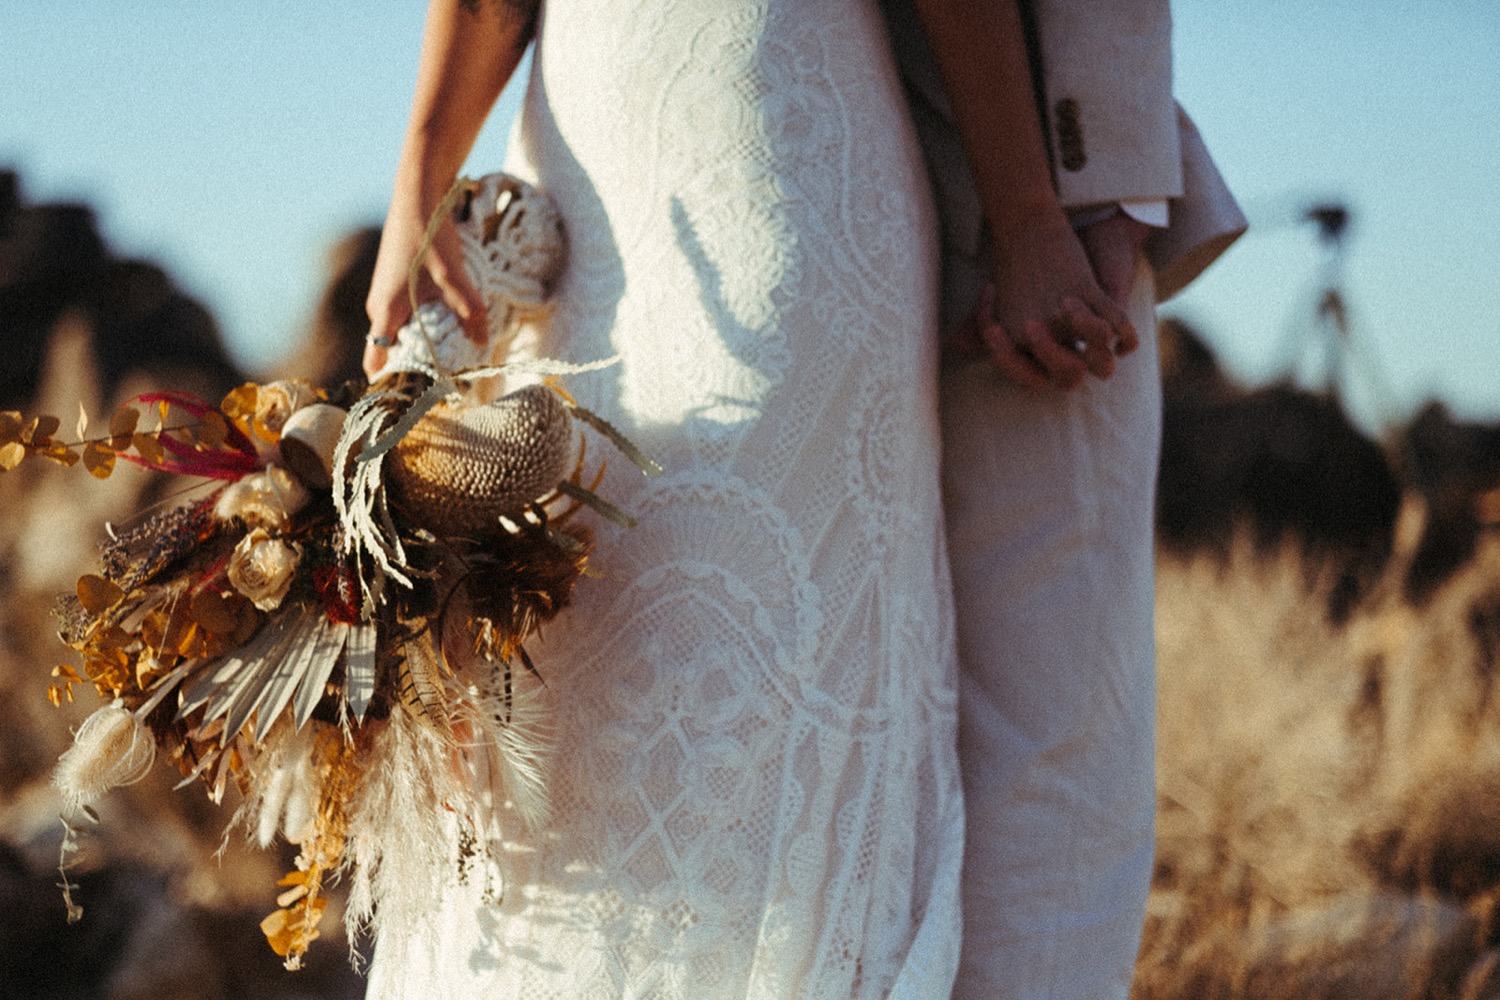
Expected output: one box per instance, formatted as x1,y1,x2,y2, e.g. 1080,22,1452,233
881,1,1246,998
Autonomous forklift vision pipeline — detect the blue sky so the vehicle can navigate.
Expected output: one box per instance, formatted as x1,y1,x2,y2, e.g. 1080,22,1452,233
3,2,1496,432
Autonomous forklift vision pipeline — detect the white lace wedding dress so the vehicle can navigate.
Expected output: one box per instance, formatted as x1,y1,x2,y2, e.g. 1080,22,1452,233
366,1,963,996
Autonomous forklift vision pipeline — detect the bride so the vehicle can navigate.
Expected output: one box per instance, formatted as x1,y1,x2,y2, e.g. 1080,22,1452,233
354,0,1036,994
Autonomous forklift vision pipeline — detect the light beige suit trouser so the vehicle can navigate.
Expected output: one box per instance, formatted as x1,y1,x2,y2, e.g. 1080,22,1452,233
939,257,1160,1000
876,2,1242,995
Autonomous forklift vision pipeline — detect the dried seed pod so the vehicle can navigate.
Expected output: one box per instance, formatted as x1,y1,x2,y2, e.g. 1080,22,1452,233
387,384,575,536
278,403,348,490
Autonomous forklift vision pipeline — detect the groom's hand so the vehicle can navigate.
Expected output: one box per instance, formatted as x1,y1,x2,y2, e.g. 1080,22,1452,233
962,211,1136,392
1077,210,1150,333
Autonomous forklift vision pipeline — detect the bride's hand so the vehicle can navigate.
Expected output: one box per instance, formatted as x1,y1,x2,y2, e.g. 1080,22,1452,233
971,212,1137,392
363,195,489,379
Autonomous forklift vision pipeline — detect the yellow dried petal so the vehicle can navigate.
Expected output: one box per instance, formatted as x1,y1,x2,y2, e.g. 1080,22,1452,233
0,442,24,471
77,575,124,614
221,383,259,424
47,685,63,708
51,664,83,682
76,401,89,441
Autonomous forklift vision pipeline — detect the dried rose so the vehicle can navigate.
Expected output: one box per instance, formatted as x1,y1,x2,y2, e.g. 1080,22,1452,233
215,465,311,530
228,528,302,612
253,380,319,440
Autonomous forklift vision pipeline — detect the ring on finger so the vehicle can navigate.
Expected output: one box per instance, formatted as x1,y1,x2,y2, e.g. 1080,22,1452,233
366,332,396,349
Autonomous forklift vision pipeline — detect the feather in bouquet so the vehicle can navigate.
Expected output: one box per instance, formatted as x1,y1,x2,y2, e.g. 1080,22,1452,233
4,173,659,968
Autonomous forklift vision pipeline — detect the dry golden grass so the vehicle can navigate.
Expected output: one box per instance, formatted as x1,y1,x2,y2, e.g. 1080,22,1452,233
1141,497,1500,1000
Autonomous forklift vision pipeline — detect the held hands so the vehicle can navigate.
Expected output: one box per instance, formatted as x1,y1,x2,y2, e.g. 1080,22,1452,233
957,210,1149,392
363,192,490,379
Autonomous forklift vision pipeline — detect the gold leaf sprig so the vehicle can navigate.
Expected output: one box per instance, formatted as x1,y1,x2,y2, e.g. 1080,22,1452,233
0,402,243,480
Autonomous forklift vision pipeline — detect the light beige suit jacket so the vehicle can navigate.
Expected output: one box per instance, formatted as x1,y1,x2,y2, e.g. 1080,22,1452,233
882,0,1247,302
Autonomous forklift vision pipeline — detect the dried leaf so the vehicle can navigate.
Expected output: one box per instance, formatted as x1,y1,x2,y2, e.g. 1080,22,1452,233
0,411,21,444
131,432,165,465
109,405,140,448
260,896,327,959
29,414,60,444
42,445,80,468
172,620,201,658
136,656,162,690
189,590,238,634
95,625,133,649
230,597,261,645
82,441,115,479
83,648,131,690
259,908,294,952
292,620,347,729
0,442,24,471
77,574,124,614
139,609,169,652
160,601,195,655
198,410,229,449
51,664,83,682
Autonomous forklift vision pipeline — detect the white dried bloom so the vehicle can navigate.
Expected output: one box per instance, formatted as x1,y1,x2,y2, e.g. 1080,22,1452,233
228,528,302,611
54,701,156,815
215,465,311,530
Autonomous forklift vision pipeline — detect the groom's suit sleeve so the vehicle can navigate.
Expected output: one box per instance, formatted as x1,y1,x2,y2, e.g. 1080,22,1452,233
880,0,1245,310
1028,0,1247,299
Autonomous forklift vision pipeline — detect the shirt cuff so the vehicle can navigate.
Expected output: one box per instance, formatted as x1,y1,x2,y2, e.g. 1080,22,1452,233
1120,197,1169,228
1068,198,1170,231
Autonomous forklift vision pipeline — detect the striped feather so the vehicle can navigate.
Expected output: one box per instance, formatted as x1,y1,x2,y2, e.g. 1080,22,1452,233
397,631,451,734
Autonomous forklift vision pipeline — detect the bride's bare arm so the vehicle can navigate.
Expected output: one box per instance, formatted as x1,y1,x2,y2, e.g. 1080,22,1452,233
913,0,1138,390
364,0,537,377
